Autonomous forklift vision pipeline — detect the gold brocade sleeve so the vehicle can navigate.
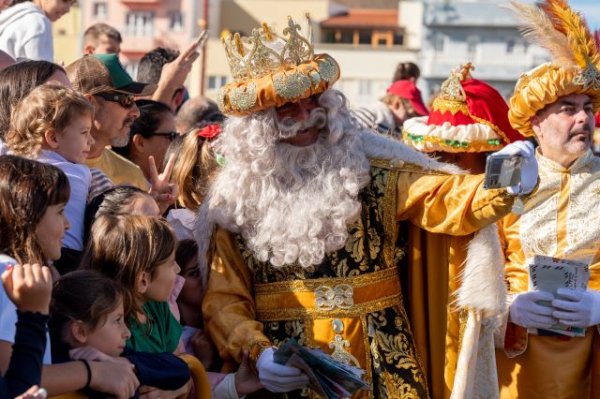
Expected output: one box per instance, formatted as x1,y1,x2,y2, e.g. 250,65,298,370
202,227,270,371
396,167,515,235
497,213,529,357
499,214,528,294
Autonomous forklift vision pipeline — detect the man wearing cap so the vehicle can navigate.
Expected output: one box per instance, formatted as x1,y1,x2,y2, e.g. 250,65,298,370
401,63,525,398
352,79,429,138
66,53,153,190
496,1,600,397
198,17,538,398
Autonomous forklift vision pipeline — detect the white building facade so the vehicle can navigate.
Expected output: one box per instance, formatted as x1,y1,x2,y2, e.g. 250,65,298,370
417,0,549,101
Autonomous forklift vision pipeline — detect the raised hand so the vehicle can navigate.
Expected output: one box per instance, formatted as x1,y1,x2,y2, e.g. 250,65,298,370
490,140,538,195
152,32,206,108
1,263,52,314
147,154,179,214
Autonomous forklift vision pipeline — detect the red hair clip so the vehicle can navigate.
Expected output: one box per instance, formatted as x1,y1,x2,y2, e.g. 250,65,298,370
197,124,221,139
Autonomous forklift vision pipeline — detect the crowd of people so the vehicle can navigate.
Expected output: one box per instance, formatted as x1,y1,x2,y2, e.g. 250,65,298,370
0,0,599,398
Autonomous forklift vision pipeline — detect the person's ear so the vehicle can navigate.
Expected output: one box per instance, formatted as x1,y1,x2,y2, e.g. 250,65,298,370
44,129,60,149
131,133,145,154
83,44,95,56
172,89,185,111
136,271,150,294
531,115,543,138
70,320,89,345
390,97,402,111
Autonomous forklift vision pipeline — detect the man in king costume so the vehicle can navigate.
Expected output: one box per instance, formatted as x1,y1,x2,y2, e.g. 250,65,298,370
402,63,525,399
496,1,600,398
198,16,538,398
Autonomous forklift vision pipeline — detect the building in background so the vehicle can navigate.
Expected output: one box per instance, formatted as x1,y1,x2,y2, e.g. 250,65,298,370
57,0,550,105
53,3,82,66
418,0,548,101
79,0,200,79
204,0,420,107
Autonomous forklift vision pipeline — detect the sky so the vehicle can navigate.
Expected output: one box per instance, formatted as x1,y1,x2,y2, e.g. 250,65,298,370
571,0,600,30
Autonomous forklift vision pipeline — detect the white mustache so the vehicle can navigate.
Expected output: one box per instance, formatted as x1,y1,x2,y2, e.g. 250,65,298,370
276,107,327,139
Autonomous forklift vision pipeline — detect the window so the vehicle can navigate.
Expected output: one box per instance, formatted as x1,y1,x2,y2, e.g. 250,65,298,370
358,30,371,45
125,12,154,36
92,2,108,19
358,80,371,97
466,35,479,54
169,11,184,32
506,39,515,54
433,34,444,52
208,76,228,90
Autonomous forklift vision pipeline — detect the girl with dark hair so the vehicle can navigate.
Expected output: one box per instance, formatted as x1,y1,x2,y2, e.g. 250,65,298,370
0,59,68,142
49,270,190,397
0,156,140,398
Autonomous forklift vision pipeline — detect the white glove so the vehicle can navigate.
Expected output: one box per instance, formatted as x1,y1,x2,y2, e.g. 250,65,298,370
256,347,309,393
491,140,538,195
552,288,600,328
509,291,556,329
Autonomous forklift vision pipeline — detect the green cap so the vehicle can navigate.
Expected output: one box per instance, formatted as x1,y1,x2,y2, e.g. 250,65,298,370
66,53,156,96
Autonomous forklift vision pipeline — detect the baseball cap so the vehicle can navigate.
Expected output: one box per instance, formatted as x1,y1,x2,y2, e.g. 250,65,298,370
66,54,156,96
386,80,429,116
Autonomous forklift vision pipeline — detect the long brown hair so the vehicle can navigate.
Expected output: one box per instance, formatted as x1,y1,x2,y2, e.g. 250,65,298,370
171,126,220,210
0,60,66,139
80,214,176,316
0,155,70,265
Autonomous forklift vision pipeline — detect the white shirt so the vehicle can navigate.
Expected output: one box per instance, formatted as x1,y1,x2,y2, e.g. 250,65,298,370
37,150,91,251
0,2,53,61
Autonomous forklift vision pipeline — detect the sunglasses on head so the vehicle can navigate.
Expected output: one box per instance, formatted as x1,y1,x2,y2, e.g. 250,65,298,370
149,131,179,141
95,91,136,108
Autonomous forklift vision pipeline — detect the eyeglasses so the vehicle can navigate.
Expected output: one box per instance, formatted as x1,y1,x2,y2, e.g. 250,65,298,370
149,131,179,141
95,92,136,108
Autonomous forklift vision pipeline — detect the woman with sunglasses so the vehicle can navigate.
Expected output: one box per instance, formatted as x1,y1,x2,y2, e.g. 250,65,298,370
113,99,179,184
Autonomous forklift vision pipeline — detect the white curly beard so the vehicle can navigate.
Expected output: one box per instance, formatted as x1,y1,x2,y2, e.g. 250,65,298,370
204,89,371,268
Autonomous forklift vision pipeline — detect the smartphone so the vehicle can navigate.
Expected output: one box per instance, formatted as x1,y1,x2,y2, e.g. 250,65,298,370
483,153,523,189
194,30,208,50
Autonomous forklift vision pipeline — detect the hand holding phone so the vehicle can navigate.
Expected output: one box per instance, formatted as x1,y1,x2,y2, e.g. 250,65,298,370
194,30,208,50
483,153,523,189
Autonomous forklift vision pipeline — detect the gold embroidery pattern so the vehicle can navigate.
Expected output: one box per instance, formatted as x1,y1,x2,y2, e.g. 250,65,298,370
236,165,427,398
520,152,600,266
315,284,354,311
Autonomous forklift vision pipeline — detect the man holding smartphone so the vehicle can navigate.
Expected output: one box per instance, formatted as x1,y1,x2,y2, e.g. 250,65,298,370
496,1,600,398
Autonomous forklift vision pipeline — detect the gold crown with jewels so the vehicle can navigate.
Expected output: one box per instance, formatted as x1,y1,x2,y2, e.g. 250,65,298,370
216,15,341,116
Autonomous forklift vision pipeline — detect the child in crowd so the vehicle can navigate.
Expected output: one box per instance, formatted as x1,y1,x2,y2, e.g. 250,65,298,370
81,214,182,354
5,84,95,274
172,123,222,212
81,214,189,396
0,156,137,397
167,123,223,241
175,239,263,399
1,263,52,398
49,270,190,396
175,239,212,364
84,186,160,241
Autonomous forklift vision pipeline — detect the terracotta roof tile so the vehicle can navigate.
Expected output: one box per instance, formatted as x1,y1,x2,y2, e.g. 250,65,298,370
321,9,399,29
